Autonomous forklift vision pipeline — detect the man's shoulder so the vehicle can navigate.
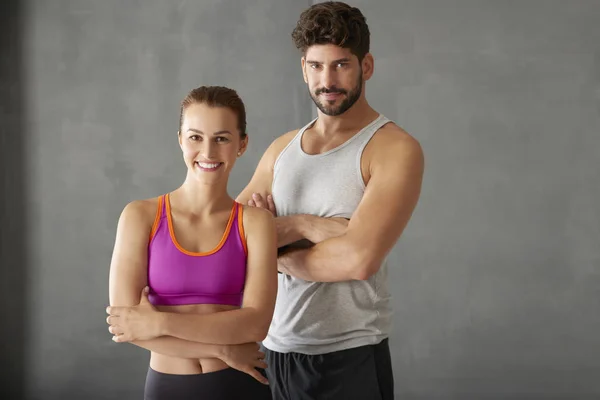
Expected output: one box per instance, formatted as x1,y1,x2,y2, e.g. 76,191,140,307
262,128,301,166
360,119,424,188
270,129,300,151
368,121,422,157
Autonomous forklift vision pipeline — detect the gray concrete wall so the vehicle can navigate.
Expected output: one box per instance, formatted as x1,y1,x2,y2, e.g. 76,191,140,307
0,0,597,399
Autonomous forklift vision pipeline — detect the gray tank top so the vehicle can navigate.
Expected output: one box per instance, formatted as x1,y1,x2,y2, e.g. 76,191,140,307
263,114,393,355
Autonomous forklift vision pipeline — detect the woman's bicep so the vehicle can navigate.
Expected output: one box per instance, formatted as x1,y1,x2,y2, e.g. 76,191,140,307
241,208,278,314
108,202,151,307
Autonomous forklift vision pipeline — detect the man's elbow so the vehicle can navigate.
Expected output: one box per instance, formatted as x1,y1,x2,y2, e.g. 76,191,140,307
350,252,383,281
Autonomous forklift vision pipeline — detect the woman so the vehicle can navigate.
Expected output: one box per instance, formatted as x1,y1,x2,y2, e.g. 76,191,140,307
106,86,277,399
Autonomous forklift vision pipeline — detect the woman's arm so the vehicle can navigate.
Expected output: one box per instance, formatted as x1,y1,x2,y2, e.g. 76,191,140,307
157,206,279,344
107,199,223,358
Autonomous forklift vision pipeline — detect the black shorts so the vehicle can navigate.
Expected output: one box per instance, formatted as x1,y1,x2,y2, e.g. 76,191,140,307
264,339,394,400
144,366,272,400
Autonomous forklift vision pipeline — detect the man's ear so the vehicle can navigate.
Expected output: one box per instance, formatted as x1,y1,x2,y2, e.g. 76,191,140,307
362,53,374,81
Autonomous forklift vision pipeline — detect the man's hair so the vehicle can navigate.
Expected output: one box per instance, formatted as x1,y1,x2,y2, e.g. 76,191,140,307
178,86,247,139
291,1,370,61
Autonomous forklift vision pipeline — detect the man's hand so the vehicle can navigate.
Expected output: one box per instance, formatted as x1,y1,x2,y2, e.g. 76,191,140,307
249,193,351,249
248,193,276,216
305,217,349,243
106,287,162,342
248,193,302,247
219,342,269,385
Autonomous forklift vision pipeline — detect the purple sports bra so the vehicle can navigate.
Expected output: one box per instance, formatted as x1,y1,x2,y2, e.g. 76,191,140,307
147,194,248,307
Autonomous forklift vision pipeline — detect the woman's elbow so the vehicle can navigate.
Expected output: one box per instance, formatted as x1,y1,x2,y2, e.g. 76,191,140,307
240,308,273,342
246,320,271,342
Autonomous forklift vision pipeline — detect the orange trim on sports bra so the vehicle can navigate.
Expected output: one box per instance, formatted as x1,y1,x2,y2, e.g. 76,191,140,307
149,196,163,241
237,203,248,256
165,193,237,257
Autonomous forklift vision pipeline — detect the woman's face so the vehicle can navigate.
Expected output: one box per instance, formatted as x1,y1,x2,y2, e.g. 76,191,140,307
179,103,247,185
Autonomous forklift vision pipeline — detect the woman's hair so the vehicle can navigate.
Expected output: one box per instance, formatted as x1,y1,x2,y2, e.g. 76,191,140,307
291,1,370,61
179,86,247,139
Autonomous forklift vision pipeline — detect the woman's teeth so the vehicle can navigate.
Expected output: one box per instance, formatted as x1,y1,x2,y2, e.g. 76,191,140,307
196,162,222,169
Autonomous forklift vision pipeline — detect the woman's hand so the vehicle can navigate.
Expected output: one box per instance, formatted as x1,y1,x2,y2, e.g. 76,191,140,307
106,287,163,342
219,342,269,385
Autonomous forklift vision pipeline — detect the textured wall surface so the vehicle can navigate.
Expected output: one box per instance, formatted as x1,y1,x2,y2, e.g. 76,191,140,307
1,0,598,399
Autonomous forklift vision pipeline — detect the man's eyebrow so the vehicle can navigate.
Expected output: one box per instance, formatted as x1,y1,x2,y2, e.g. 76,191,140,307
306,58,351,65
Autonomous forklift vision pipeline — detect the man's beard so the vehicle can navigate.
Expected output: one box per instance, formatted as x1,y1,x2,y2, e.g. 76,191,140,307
309,74,363,117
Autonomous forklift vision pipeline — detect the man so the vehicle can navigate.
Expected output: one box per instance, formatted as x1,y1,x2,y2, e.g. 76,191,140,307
237,2,424,399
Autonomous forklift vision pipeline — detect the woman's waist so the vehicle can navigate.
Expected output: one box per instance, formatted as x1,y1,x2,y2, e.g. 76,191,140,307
149,303,237,374
149,353,229,374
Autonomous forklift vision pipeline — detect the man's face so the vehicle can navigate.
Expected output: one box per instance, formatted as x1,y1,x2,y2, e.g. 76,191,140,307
302,44,364,116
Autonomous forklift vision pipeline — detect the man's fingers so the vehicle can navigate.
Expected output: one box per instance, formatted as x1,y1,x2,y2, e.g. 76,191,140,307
333,217,350,227
255,359,268,369
245,368,269,385
248,199,256,207
106,315,119,325
267,195,276,214
252,193,265,208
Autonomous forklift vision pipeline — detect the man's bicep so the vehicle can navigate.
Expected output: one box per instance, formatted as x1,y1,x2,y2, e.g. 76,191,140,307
348,139,424,263
237,160,273,205
236,130,298,205
108,202,151,307
236,142,279,204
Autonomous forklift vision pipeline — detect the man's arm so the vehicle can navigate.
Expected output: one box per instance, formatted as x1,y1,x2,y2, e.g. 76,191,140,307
278,129,424,282
158,207,278,345
237,129,351,249
107,200,223,358
237,128,349,248
248,194,349,247
236,130,297,206
237,130,331,248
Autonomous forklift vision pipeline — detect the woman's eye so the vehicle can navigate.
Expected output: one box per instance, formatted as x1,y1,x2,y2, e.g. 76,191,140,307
215,136,229,143
189,135,201,141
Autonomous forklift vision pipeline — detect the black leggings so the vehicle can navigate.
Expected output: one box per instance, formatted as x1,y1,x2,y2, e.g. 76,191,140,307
144,367,272,400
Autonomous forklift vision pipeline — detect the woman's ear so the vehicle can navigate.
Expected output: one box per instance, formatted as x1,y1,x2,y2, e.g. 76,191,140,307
238,135,249,157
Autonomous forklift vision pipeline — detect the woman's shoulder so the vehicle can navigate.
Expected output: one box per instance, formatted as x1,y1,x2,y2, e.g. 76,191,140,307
239,205,275,234
119,195,163,228
240,204,274,222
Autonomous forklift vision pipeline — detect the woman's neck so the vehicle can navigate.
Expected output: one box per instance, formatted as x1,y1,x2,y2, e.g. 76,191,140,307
171,178,233,216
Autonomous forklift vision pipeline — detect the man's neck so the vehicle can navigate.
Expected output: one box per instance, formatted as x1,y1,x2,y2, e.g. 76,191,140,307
313,98,380,135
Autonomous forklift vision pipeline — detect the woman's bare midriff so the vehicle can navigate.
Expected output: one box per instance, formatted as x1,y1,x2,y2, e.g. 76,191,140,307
149,303,239,375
